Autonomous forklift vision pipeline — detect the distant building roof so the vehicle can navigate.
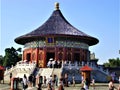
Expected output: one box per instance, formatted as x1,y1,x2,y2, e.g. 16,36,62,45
15,3,99,46
0,66,5,70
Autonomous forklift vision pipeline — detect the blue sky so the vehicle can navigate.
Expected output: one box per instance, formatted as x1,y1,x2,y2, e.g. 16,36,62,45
1,0,120,64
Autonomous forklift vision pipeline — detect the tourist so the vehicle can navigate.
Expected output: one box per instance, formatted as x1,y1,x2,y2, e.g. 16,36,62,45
91,78,95,89
28,74,33,87
81,74,84,88
81,74,84,82
108,79,117,90
39,76,43,86
50,75,55,89
58,83,64,90
43,76,47,87
118,85,120,90
59,75,64,86
54,60,58,68
52,60,55,68
119,76,120,84
36,74,40,87
72,75,75,87
57,60,61,68
51,80,55,90
9,73,12,85
49,75,53,84
50,61,53,68
37,83,42,90
55,75,58,86
64,73,68,87
60,61,62,68
47,60,53,68
52,75,56,85
23,74,28,90
47,61,50,68
47,76,51,85
32,74,36,87
83,78,90,90
47,83,53,90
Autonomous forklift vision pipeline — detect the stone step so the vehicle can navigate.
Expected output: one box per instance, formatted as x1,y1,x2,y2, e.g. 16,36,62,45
52,68,62,79
40,68,54,78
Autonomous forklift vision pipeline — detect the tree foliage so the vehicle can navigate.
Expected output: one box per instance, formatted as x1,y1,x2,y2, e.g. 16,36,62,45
0,55,4,65
103,58,120,67
3,47,22,67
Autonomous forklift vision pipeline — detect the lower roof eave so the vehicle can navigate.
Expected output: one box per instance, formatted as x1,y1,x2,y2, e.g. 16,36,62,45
15,34,99,46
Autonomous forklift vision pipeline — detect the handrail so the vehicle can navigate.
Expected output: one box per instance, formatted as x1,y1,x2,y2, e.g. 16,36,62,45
4,60,37,77
62,61,109,75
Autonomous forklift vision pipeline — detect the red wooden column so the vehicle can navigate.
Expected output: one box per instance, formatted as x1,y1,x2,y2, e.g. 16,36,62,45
87,50,90,61
55,47,58,60
63,48,66,61
30,48,33,63
36,48,39,66
43,47,47,67
71,48,74,62
80,48,82,62
22,51,24,60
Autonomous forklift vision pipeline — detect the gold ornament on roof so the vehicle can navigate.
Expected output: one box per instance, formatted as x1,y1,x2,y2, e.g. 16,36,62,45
55,2,59,10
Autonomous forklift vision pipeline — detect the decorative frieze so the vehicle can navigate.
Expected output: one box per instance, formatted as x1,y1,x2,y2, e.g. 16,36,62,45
24,39,89,49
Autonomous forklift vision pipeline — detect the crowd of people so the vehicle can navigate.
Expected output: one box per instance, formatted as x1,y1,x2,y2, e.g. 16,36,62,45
21,73,64,90
108,79,120,90
9,72,120,90
80,75,120,90
47,59,62,68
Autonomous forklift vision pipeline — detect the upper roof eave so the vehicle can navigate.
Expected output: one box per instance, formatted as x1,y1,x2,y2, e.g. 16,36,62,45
15,7,99,46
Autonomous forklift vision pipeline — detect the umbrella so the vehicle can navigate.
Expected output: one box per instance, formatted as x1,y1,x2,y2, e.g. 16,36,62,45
80,65,92,71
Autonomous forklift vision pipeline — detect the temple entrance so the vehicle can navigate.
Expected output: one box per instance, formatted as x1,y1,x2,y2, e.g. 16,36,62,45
46,52,55,64
74,53,80,63
26,53,31,62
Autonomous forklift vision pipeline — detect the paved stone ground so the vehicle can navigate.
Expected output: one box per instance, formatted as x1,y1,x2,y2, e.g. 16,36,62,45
0,82,119,90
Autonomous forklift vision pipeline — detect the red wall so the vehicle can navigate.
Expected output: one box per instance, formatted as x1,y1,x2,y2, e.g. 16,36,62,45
23,47,89,68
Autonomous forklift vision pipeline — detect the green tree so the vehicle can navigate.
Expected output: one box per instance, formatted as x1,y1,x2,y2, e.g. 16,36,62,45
104,57,120,67
0,55,4,65
3,47,22,67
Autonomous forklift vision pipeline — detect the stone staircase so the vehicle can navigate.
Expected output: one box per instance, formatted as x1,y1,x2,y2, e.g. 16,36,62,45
91,70,109,82
62,68,82,83
52,68,62,79
40,68,54,78
4,66,17,82
35,68,62,81
4,61,36,81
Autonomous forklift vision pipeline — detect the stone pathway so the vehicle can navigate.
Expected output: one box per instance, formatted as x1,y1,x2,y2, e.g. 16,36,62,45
0,83,119,90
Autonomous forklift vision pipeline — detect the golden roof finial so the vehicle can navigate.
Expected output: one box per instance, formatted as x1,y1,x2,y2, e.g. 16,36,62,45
55,2,59,10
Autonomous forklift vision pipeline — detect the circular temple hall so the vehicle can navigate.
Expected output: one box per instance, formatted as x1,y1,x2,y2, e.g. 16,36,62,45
15,3,99,68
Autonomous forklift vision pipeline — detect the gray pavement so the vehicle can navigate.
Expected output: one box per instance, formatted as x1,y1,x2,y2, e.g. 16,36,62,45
0,82,119,90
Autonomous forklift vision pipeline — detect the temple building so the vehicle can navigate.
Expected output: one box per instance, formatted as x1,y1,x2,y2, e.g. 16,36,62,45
4,3,112,83
15,3,99,68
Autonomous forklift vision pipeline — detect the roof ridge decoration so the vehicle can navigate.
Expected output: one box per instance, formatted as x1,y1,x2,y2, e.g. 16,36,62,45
55,2,59,10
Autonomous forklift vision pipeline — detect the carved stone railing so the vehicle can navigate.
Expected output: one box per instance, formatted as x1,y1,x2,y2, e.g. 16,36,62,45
4,60,36,78
62,61,109,75
4,65,17,76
